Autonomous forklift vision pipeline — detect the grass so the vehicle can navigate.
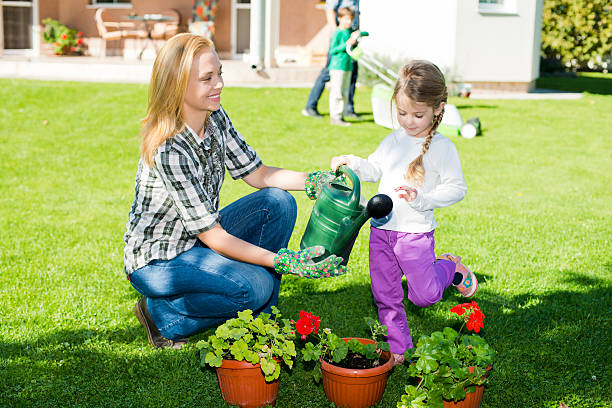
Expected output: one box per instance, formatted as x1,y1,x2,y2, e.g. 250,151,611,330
1,73,611,407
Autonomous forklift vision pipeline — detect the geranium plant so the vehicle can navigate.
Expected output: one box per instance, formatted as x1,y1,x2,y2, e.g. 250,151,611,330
196,306,297,382
398,302,496,408
42,18,85,55
299,312,390,381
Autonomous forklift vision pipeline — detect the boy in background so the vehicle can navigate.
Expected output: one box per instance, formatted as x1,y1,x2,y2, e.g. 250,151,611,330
328,7,360,126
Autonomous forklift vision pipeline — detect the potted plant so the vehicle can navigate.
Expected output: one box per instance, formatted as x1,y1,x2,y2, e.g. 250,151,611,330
299,312,394,408
398,302,496,408
196,307,297,408
41,18,85,56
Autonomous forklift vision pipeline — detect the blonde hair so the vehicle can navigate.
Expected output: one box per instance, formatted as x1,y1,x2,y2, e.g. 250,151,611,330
392,60,448,186
140,33,215,167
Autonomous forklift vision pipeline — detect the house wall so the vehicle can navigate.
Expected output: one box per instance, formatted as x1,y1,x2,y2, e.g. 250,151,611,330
36,0,322,59
278,1,326,50
454,0,543,90
37,0,232,54
358,0,458,71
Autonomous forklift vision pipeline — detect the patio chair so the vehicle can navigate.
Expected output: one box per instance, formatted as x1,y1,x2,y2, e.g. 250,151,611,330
150,9,182,41
94,8,146,57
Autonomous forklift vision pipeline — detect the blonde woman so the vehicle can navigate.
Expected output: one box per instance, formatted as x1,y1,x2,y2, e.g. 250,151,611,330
125,33,345,349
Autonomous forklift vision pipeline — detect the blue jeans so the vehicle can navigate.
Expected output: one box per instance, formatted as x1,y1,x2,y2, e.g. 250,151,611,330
305,53,358,114
129,188,297,340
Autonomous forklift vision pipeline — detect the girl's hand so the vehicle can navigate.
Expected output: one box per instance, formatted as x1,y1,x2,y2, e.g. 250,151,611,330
395,185,418,202
331,155,351,172
348,31,360,46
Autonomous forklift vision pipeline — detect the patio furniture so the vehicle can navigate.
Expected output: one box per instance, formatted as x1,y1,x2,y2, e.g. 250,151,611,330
150,9,182,41
127,12,178,60
94,8,146,57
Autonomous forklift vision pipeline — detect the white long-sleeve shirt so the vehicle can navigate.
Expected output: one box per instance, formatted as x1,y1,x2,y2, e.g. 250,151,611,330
346,129,467,233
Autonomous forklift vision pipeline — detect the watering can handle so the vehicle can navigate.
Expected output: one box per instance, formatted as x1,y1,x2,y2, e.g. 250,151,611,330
336,165,361,209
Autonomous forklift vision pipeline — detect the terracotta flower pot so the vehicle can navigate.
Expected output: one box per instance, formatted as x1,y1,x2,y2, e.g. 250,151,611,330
215,359,279,408
442,366,490,408
442,385,485,408
320,337,394,408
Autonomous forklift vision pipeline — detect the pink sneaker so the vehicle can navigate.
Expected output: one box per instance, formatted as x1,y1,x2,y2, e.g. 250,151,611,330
438,253,478,297
392,352,405,366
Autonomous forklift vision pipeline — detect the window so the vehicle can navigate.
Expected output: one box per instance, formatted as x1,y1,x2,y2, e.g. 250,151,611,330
89,0,132,8
478,0,517,15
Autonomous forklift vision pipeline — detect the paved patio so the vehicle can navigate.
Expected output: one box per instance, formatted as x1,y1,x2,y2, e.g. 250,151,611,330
0,55,321,87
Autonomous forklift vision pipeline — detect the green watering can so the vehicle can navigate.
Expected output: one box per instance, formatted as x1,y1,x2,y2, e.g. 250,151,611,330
300,165,393,265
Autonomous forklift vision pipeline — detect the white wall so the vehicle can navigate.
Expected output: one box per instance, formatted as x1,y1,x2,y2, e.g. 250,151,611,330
359,0,458,71
453,0,543,83
358,0,543,87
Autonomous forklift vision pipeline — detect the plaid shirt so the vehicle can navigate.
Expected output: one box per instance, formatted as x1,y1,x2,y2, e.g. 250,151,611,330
124,106,262,274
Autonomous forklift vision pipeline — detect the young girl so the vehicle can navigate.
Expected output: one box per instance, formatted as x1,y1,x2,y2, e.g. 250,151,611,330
330,60,477,364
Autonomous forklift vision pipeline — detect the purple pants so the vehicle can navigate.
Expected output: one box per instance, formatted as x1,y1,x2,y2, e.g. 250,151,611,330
369,226,456,353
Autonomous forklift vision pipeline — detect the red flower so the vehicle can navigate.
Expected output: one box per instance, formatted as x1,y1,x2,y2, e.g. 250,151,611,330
55,42,60,46
466,313,484,332
450,305,465,316
76,38,83,45
61,33,68,40
295,310,321,339
196,6,204,17
70,46,76,52
451,302,485,332
77,31,82,37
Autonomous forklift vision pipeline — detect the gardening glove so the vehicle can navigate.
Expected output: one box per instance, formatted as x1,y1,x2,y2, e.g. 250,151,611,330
273,246,347,279
305,170,346,200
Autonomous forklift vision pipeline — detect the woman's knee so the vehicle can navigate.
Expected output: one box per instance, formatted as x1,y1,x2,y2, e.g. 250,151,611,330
260,188,297,221
240,269,275,311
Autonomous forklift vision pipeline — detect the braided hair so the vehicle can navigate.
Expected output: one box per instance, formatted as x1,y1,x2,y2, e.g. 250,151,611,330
392,61,448,186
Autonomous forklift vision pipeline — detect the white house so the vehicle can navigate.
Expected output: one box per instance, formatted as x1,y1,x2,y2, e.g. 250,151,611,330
358,0,544,92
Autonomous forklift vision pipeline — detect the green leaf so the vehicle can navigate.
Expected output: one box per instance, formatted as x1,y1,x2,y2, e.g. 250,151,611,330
237,309,253,322
332,343,348,363
416,355,439,373
301,342,321,361
204,351,223,368
230,339,249,361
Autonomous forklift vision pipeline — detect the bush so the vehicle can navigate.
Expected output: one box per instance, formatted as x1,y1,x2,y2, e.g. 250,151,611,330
42,18,85,56
541,0,611,72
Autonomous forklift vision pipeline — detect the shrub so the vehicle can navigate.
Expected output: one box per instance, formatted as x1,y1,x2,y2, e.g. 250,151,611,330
541,0,611,72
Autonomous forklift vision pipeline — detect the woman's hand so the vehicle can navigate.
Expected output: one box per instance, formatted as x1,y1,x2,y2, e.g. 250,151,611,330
273,246,346,279
330,155,351,172
395,185,418,202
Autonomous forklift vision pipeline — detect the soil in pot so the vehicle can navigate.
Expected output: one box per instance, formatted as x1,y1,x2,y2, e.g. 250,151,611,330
330,350,385,369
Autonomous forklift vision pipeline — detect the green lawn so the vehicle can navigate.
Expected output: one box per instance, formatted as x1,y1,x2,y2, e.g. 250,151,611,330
1,74,611,408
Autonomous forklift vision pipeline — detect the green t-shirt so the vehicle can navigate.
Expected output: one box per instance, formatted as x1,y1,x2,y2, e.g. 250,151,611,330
328,28,353,71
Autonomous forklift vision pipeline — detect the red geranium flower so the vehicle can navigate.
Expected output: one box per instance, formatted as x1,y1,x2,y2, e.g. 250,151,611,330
61,33,68,40
77,31,82,37
295,310,321,340
450,305,465,316
76,38,83,45
466,313,484,332
451,302,485,332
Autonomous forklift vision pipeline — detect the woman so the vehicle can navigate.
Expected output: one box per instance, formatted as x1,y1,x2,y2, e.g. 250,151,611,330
124,33,344,349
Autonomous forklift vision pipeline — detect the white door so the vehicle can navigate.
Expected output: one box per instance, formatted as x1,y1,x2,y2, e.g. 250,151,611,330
1,0,39,55
231,0,250,58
